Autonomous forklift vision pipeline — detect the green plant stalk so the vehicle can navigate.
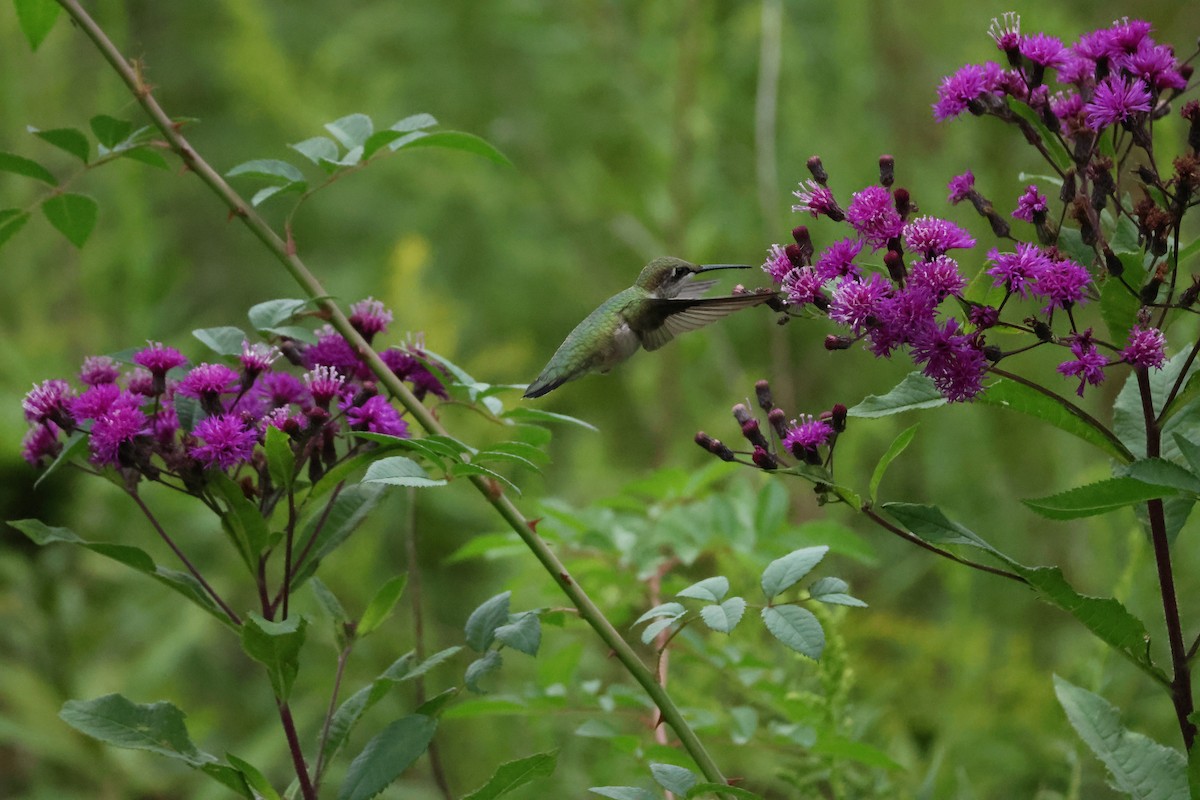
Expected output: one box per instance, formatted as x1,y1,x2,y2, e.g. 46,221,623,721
55,0,730,788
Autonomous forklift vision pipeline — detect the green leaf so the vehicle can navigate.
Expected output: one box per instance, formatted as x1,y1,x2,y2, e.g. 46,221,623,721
225,753,280,800
1101,273,1143,348
362,456,447,488
30,126,89,162
977,378,1134,462
677,576,729,602
1024,477,1178,520
848,372,946,417
247,298,311,329
240,613,307,701
309,577,348,626
465,651,503,693
1175,433,1200,476
634,602,687,626
809,576,867,607
251,182,305,207
119,145,171,170
14,0,61,49
0,209,31,249
466,592,511,651
729,706,758,745
338,714,437,800
1117,350,1200,460
392,130,512,166
699,597,746,633
290,136,340,165
60,694,216,766
761,546,828,601
684,782,765,799
192,326,248,357
42,193,98,248
0,151,56,184
589,788,659,800
357,574,408,637
209,472,271,572
501,406,599,431
761,605,825,660
1053,675,1187,800
1121,458,1200,494
451,462,521,495
495,611,541,656
33,429,87,488
650,763,698,795
641,617,678,644
264,424,296,491
461,750,558,800
226,159,305,184
290,483,387,590
1006,98,1073,173
324,113,374,149
89,115,134,149
869,423,918,503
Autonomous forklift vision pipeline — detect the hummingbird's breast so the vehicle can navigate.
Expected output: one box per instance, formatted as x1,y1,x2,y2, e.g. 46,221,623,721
600,320,642,371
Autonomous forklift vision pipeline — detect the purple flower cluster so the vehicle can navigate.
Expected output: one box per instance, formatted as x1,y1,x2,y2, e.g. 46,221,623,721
21,300,445,493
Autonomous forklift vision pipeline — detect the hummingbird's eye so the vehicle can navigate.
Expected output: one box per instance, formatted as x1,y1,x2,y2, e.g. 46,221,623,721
672,267,689,279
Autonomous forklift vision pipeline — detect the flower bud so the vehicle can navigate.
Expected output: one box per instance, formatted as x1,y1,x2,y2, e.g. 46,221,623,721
767,407,789,439
732,403,754,427
755,380,774,412
879,154,895,188
1103,246,1123,278
695,431,736,462
830,403,847,433
884,249,907,283
806,155,828,185
752,446,778,471
741,418,770,450
824,335,853,350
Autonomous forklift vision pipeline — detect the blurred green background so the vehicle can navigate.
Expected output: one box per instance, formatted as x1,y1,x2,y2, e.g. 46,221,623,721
3,1,1199,798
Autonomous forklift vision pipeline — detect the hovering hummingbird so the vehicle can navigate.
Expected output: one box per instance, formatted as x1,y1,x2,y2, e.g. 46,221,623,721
523,256,774,398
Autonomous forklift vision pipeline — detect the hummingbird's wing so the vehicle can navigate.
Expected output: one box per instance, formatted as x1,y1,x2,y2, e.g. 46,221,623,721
639,293,774,351
673,277,718,299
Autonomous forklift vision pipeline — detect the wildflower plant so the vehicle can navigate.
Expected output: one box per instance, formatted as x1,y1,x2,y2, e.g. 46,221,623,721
696,13,1200,796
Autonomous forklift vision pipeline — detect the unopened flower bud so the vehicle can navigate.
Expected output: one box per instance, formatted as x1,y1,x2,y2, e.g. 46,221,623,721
806,155,828,185
824,335,853,350
790,227,814,264
1140,277,1163,305
830,403,847,433
968,304,999,329
784,243,807,268
755,380,773,412
732,403,754,427
1103,246,1124,277
1030,318,1054,342
983,344,1003,362
767,407,788,439
752,446,778,471
1183,100,1200,153
1180,275,1200,308
892,187,912,219
741,418,769,450
884,250,906,283
879,155,895,188
695,431,736,462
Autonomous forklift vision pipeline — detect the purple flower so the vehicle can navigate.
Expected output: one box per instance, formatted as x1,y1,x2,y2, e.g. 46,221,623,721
349,297,394,341
305,326,364,379
947,171,975,204
80,356,121,386
304,365,345,407
126,368,157,397
1118,42,1187,91
133,342,187,377
1012,185,1048,222
1056,55,1096,86
910,318,988,402
254,371,307,409
190,414,259,470
1057,330,1109,396
846,186,904,250
90,404,148,467
781,267,826,308
933,62,1005,121
1033,254,1091,311
1106,18,1154,57
783,415,834,455
178,363,238,399
23,379,75,425
814,238,863,282
22,423,62,467
1050,91,1085,125
987,13,1021,52
262,406,306,433
987,243,1051,297
902,217,976,259
346,395,409,437
240,342,279,376
71,383,123,422
792,180,844,221
908,256,966,301
1121,325,1166,370
151,404,179,444
1074,29,1117,62
1019,33,1068,68
379,347,449,400
867,285,938,358
1084,75,1152,130
762,245,794,283
829,273,892,334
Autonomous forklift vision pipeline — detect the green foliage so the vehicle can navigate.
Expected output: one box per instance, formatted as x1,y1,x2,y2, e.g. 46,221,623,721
337,714,438,800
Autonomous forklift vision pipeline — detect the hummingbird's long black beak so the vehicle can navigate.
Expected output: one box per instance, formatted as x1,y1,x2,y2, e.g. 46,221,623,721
696,264,751,273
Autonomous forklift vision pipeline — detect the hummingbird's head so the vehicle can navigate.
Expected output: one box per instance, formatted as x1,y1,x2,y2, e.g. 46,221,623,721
635,257,750,298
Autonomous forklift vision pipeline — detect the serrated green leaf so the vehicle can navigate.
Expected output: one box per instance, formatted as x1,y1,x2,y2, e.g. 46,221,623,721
208,472,271,572
290,483,386,590
465,651,503,693
640,617,678,644
1121,458,1200,494
1116,350,1200,461
325,113,374,149
192,326,248,357
357,574,408,636
89,115,134,148
461,750,558,800
677,576,729,602
42,193,98,247
869,423,918,503
0,209,31,250
495,611,541,656
848,372,946,417
1054,675,1187,800
466,592,511,651
634,602,687,626
247,298,310,329
761,605,824,659
30,126,89,162
809,576,868,607
1101,281,1144,366
760,546,828,601
60,694,216,766
1174,434,1200,476
240,613,306,701
226,159,305,184
338,714,437,800
391,130,512,166
290,136,340,165
1024,477,1177,520
502,406,600,430
650,763,698,795
263,424,296,491
309,577,348,625
362,456,447,488
251,182,306,207
699,597,746,633
14,0,61,49
451,461,521,494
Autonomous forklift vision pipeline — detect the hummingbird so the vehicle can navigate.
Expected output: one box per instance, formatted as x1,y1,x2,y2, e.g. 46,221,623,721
523,256,774,398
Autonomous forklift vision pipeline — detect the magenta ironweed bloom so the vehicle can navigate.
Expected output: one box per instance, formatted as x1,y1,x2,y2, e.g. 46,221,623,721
947,171,975,204
133,342,187,377
1105,18,1154,57
814,238,863,282
846,186,904,250
761,244,793,283
1012,185,1048,222
349,297,394,341
781,267,825,308
190,414,258,470
346,395,409,437
792,180,844,221
378,347,449,400
829,273,892,334
304,365,345,407
1033,255,1091,311
126,368,156,397
1121,325,1166,370
240,341,279,376
908,256,966,301
178,363,238,399
783,415,834,452
867,286,938,358
1057,330,1109,396
1118,43,1187,91
80,356,120,386
305,326,364,379
1019,33,1068,68
910,318,988,402
987,243,1051,298
1084,75,1152,130
22,423,61,467
90,404,148,466
902,217,976,259
932,62,1005,121
71,383,123,422
987,13,1020,52
23,379,74,425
